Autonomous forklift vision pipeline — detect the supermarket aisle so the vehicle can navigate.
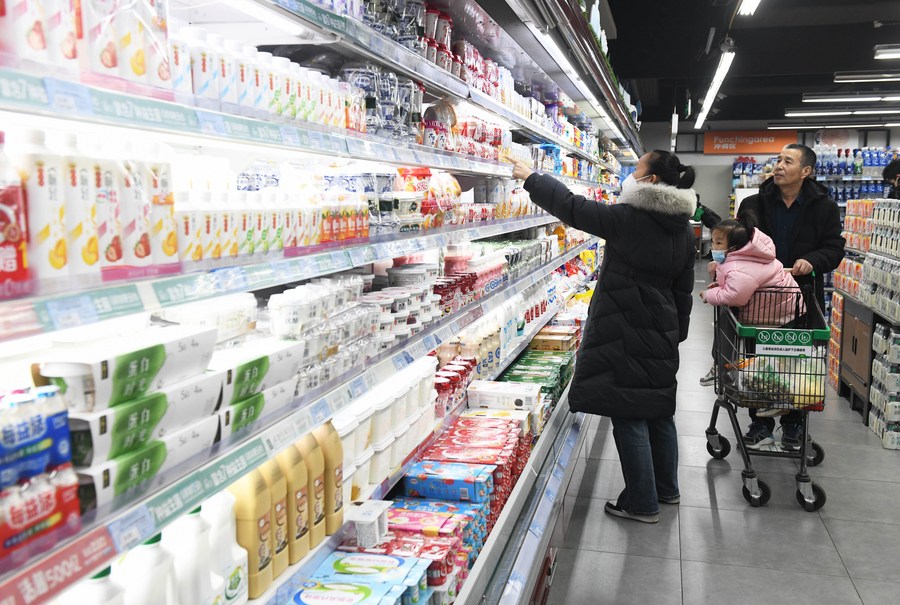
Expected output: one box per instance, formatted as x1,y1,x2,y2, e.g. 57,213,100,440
548,276,900,605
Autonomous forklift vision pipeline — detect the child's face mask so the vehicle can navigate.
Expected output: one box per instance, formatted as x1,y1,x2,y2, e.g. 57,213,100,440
711,249,727,264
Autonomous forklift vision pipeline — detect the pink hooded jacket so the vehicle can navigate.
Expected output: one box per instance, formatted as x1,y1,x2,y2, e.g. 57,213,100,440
704,229,805,326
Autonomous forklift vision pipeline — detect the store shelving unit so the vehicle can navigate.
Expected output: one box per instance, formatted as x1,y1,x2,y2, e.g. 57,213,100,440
456,383,587,605
0,237,598,603
0,214,560,342
0,0,635,599
254,271,596,605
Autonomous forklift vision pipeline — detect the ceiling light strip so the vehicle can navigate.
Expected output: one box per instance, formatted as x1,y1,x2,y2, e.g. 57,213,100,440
694,50,735,130
737,0,762,16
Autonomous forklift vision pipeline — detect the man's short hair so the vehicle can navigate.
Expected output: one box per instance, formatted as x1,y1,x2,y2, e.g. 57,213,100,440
784,144,817,170
884,159,900,182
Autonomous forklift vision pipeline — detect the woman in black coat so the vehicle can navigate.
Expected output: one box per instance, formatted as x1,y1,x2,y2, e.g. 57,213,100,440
510,150,696,523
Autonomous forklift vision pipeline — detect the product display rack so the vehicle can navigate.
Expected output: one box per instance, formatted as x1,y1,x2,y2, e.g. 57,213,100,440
0,235,599,604
0,0,631,598
0,67,512,178
0,213,560,343
254,270,596,605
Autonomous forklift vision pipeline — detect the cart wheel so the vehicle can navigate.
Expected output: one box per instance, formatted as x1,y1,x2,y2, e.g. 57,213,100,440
806,442,825,467
706,435,731,460
742,480,771,507
796,483,826,512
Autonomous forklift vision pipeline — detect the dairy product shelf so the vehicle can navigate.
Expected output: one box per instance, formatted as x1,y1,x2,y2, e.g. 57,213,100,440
0,214,560,342
0,238,598,605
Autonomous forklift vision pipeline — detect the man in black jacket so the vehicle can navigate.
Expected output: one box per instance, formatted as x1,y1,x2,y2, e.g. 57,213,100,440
735,144,845,450
884,159,900,199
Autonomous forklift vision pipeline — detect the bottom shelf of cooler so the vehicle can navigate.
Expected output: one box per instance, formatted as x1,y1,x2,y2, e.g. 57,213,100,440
456,383,588,605
254,286,592,605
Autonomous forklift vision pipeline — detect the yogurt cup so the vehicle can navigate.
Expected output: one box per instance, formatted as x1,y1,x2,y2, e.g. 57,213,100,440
369,434,395,485
332,411,360,469
378,333,397,351
352,447,374,500
392,323,412,339
390,308,410,326
389,383,409,427
368,388,395,443
390,421,411,468
377,317,394,333
352,401,376,451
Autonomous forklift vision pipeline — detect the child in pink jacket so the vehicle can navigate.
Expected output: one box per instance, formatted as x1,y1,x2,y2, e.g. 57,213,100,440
700,218,803,326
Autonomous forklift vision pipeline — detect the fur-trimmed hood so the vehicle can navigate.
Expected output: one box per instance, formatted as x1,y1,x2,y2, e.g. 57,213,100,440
618,182,697,217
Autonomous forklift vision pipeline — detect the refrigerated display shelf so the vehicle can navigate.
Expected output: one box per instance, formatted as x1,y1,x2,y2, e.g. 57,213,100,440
553,174,618,192
0,239,599,605
258,273,594,605
0,67,511,178
457,383,588,605
467,89,599,163
0,214,560,342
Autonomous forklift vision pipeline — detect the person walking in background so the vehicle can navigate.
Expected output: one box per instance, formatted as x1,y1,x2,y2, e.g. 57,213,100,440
884,158,900,199
711,143,844,450
507,150,696,524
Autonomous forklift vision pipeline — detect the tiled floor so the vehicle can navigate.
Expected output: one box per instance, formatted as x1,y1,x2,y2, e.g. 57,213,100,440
548,275,900,605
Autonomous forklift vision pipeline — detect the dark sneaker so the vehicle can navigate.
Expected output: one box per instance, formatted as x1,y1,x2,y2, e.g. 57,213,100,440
604,501,659,523
658,495,680,505
699,366,716,387
743,421,775,449
781,423,803,450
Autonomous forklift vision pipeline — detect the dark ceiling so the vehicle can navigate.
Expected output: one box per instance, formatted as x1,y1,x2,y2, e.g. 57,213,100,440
605,0,900,127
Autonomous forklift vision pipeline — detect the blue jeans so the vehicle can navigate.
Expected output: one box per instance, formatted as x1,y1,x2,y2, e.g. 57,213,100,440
610,416,679,515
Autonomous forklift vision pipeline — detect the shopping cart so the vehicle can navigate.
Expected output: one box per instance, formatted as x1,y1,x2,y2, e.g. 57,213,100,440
704,286,830,511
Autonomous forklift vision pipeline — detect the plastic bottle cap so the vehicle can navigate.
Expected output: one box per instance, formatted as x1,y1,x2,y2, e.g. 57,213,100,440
144,533,162,545
91,567,113,580
189,506,201,514
206,33,224,48
224,39,243,53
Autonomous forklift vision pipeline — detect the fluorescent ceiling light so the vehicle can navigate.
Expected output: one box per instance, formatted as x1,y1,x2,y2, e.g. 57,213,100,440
526,23,578,77
883,95,900,102
784,109,852,117
834,71,900,83
221,0,317,38
885,123,900,127
768,124,824,130
738,0,762,16
854,108,900,115
803,93,885,103
670,112,678,152
824,124,883,129
694,49,735,129
875,44,900,60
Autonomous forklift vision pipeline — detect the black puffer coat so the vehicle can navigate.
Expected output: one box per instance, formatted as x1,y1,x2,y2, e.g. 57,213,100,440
524,174,696,419
737,178,845,308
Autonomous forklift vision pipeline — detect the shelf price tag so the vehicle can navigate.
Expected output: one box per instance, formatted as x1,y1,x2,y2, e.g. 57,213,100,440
279,125,302,147
107,506,155,552
348,245,376,265
196,111,227,135
309,398,331,425
44,78,94,115
350,377,367,399
330,251,350,270
315,254,334,273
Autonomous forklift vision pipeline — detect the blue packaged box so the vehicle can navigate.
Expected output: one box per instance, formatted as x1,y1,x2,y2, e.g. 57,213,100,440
293,579,405,605
311,552,430,605
403,462,495,503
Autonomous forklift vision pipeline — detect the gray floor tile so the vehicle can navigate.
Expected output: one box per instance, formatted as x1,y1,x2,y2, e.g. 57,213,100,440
818,477,900,526
567,497,681,559
675,434,799,475
823,518,900,582
675,409,736,438
677,465,811,515
681,561,863,605
679,506,848,577
853,578,900,605
801,442,900,483
569,457,624,501
548,548,683,605
809,418,885,447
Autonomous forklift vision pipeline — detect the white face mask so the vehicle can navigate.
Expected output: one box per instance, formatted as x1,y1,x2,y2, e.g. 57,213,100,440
622,173,651,194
